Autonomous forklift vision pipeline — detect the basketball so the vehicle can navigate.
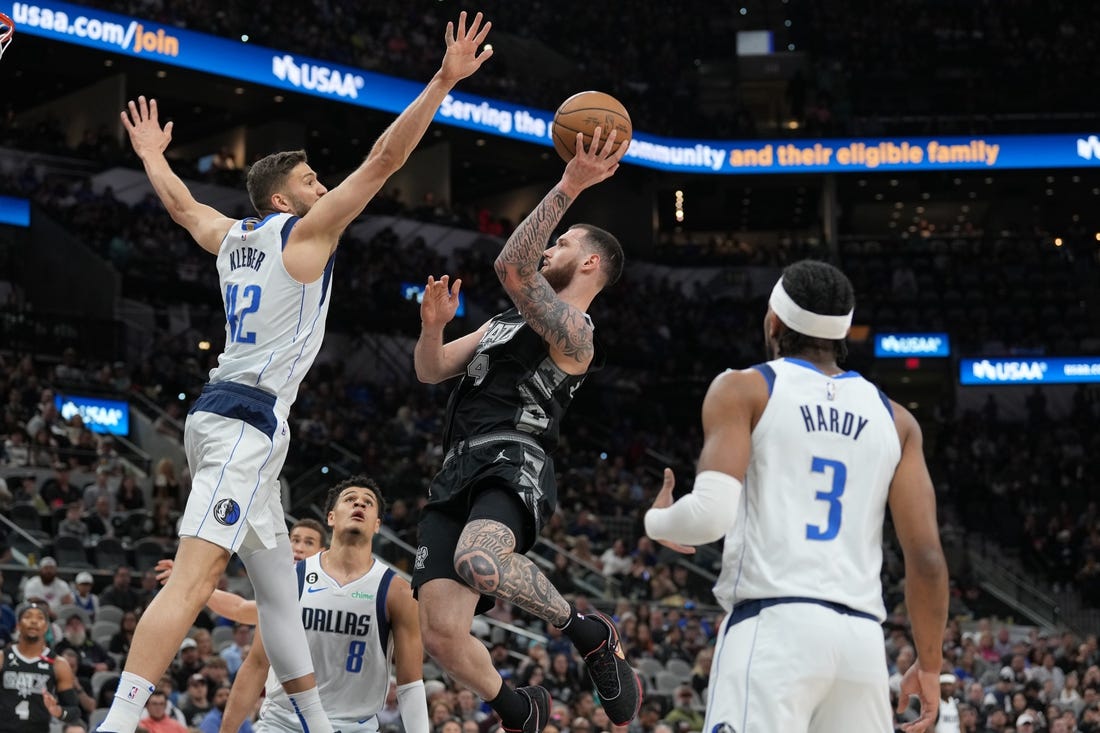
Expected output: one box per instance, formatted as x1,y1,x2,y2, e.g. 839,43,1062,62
551,91,632,162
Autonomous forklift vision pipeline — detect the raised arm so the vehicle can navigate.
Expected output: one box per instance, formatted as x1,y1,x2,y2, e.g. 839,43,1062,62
121,96,236,255
286,12,492,276
492,129,625,372
414,275,489,383
388,578,430,733
888,404,949,733
156,559,258,625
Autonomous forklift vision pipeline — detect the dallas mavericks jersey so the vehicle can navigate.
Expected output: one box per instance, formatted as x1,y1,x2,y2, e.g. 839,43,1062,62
0,648,58,733
713,358,901,621
209,213,334,408
262,553,396,723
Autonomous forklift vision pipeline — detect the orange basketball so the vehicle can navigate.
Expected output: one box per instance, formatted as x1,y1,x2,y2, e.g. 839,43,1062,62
551,91,632,162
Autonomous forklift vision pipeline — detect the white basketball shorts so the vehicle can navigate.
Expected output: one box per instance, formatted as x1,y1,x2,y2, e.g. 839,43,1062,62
705,598,893,733
179,381,290,554
256,701,380,733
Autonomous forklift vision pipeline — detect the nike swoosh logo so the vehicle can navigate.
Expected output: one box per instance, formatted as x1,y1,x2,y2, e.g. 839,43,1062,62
306,587,327,594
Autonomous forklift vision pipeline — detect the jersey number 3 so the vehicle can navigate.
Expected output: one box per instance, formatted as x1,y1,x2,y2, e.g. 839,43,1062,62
806,456,846,541
226,284,262,344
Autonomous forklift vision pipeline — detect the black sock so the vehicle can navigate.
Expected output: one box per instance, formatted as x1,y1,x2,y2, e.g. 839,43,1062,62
558,604,608,655
489,680,530,730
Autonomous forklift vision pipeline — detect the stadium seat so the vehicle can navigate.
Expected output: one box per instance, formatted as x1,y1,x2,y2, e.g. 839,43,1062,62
92,620,117,647
96,605,125,626
93,537,127,571
132,539,168,571
54,535,91,568
664,658,693,681
8,503,42,533
212,625,235,652
88,708,110,732
91,672,119,699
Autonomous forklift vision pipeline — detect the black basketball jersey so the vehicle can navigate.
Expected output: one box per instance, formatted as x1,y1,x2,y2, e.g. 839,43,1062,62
443,308,602,451
0,647,59,733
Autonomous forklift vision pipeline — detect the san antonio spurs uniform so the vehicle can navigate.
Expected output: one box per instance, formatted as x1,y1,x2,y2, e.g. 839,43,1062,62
706,358,901,733
0,648,60,733
179,213,334,553
256,553,397,733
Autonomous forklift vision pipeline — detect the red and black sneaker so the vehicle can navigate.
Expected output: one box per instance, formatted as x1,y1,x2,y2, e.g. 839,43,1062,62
582,612,644,726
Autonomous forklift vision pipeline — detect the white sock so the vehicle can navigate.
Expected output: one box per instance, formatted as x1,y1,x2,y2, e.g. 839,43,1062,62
287,686,334,733
95,672,155,732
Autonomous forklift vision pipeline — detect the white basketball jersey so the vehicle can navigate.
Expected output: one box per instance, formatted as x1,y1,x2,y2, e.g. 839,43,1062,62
713,358,901,620
263,552,397,723
209,213,334,409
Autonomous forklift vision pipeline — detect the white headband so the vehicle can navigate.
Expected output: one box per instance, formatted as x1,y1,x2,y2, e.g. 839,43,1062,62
769,279,853,340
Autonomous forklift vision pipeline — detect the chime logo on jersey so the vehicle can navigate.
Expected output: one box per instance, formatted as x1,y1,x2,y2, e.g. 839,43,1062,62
213,498,241,526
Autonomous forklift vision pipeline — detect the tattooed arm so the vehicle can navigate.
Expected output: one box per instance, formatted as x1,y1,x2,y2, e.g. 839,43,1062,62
493,128,626,373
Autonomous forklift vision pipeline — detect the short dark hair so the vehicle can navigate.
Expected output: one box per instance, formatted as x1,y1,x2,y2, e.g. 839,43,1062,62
324,475,386,516
775,259,855,363
246,150,307,216
291,518,328,546
570,223,624,287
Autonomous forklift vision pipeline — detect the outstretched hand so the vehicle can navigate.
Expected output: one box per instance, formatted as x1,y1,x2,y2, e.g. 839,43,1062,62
897,664,940,733
120,95,173,159
561,127,628,195
647,468,696,555
42,689,62,719
439,11,493,84
155,558,174,586
421,275,464,329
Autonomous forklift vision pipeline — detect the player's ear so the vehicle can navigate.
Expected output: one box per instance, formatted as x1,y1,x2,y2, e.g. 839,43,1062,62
582,252,600,273
327,511,336,528
270,192,291,213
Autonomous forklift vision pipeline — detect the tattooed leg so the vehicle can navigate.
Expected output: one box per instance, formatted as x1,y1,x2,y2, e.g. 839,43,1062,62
454,518,571,626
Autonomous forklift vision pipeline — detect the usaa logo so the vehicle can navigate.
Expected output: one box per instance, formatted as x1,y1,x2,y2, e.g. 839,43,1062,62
213,498,241,526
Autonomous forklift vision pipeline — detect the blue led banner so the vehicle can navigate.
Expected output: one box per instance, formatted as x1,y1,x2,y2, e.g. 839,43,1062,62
55,393,130,435
0,196,30,227
875,332,951,358
9,0,1100,175
960,357,1100,385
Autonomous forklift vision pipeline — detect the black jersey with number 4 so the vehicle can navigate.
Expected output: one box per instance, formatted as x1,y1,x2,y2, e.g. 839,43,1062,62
442,308,602,451
0,648,59,733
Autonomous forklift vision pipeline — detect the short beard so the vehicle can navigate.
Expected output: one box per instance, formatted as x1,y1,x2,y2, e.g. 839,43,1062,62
285,193,310,217
542,265,574,292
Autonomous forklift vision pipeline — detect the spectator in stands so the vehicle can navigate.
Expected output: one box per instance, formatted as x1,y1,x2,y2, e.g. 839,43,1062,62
109,610,139,665
191,628,214,661
176,673,211,728
218,623,252,680
139,691,188,733
115,472,145,512
85,495,116,538
21,556,73,614
153,403,183,442
171,638,203,692
42,464,81,509
98,566,139,612
197,683,249,733
599,538,633,578
14,474,49,516
82,466,115,512
3,427,30,467
665,685,704,732
57,501,89,542
71,571,99,621
150,457,182,511
54,609,115,686
29,428,59,468
137,569,162,611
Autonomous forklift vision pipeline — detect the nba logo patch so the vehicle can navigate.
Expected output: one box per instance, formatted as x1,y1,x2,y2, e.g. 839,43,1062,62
127,685,140,700
213,498,241,526
414,546,428,571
